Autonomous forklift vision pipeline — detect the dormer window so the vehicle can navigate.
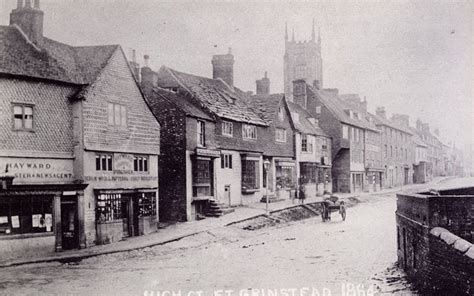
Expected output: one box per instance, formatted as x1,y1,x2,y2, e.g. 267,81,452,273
197,120,206,146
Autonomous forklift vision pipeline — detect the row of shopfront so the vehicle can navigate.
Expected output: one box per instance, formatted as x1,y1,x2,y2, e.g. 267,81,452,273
0,153,158,262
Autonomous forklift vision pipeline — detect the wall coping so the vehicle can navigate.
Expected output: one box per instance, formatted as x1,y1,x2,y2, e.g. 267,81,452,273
430,227,474,259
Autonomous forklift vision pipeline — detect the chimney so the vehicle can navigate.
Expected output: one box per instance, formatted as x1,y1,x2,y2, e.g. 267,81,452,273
293,79,307,109
212,47,234,87
140,54,155,97
256,71,270,95
416,119,423,131
312,80,320,90
10,0,44,47
375,106,386,119
361,96,368,112
128,49,141,82
392,113,410,127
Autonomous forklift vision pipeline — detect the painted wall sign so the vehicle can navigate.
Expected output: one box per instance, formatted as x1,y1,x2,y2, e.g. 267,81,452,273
0,157,74,184
114,153,134,175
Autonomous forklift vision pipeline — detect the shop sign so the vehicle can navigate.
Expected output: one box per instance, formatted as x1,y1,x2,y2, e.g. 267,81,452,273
0,157,74,184
114,153,134,175
196,148,221,158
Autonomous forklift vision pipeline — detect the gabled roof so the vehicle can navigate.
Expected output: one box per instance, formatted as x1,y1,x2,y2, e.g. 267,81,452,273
248,94,284,123
160,66,267,126
308,86,379,132
286,100,328,137
149,87,213,121
0,25,118,85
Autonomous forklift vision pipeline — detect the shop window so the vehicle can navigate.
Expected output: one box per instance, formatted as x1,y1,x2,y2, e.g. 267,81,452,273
242,124,257,140
275,128,287,142
221,154,233,169
107,103,127,127
301,134,313,153
193,159,212,197
97,193,122,222
0,195,53,235
133,156,148,172
222,121,233,137
242,160,259,190
12,104,34,130
138,192,156,217
300,163,317,183
96,154,113,171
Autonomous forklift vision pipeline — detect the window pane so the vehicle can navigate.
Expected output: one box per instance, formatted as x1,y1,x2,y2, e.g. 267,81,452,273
107,156,113,171
24,107,33,129
139,157,143,171
114,104,121,125
144,158,148,172
108,103,114,125
121,106,127,126
101,156,107,170
96,156,101,170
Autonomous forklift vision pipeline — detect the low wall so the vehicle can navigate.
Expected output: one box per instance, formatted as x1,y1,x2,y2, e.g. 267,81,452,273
420,227,473,294
0,234,55,263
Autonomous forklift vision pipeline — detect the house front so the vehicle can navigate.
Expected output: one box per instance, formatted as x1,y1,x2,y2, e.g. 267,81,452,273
0,1,160,262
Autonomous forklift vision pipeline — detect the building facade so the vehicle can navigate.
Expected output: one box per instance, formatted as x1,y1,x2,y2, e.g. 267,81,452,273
0,1,160,262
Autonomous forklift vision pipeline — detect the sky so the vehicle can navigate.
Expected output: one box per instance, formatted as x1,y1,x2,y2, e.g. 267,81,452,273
1,0,473,149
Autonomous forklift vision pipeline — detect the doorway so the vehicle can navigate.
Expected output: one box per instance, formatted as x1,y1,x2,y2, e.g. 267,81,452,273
224,185,231,206
121,195,138,238
61,197,78,250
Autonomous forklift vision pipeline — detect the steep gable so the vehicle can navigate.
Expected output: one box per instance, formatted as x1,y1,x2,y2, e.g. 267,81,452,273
82,48,160,154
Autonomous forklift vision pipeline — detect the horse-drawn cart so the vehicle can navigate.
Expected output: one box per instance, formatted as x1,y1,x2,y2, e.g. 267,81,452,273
321,195,346,222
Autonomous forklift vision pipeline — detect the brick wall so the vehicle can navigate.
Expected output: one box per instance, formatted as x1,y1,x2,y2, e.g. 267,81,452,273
82,49,160,155
0,77,76,155
396,192,474,294
145,93,187,222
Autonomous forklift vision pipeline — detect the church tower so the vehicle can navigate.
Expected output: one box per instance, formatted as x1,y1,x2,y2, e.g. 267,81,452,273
284,19,323,101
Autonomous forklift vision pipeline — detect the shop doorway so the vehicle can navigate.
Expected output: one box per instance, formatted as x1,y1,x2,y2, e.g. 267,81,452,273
121,196,138,238
61,197,78,250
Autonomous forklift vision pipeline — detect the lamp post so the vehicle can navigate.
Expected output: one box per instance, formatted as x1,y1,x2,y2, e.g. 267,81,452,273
263,159,271,215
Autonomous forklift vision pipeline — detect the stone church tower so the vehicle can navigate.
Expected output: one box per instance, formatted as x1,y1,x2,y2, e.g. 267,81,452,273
284,19,323,101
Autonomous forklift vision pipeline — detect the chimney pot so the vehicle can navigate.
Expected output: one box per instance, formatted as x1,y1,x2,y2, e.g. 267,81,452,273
17,0,23,9
144,54,150,67
34,0,40,9
313,79,320,90
256,72,270,95
24,0,31,8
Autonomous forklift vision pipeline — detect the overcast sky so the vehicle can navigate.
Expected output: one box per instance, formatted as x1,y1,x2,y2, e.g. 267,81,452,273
1,0,472,148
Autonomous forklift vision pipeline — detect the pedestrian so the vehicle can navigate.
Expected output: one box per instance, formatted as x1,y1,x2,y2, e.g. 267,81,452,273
299,182,306,204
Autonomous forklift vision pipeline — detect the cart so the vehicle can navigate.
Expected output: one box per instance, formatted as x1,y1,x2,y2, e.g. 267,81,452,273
321,195,346,222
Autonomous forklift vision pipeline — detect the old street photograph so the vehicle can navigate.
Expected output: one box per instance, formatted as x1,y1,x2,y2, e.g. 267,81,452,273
0,0,473,295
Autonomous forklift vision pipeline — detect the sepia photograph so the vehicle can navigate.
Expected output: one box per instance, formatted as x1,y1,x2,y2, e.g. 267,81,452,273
0,0,472,295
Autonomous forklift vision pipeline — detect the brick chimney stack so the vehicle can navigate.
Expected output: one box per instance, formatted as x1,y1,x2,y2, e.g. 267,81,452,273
140,54,156,97
312,80,320,90
256,71,270,95
212,48,234,87
376,106,386,119
392,113,410,127
10,0,44,47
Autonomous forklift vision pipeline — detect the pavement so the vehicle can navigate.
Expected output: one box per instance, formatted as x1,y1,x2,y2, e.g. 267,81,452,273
0,179,448,268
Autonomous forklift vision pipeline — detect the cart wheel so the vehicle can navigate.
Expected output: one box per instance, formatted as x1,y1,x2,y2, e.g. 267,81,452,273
340,206,346,221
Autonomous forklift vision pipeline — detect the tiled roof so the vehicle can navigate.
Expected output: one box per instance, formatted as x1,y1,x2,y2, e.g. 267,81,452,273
149,87,213,121
248,94,284,123
286,100,328,137
308,86,379,132
0,25,118,85
162,66,267,126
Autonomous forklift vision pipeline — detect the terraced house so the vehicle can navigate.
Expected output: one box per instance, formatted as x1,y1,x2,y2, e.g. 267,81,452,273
371,108,414,187
0,1,160,262
139,50,268,221
304,83,379,193
249,91,297,201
